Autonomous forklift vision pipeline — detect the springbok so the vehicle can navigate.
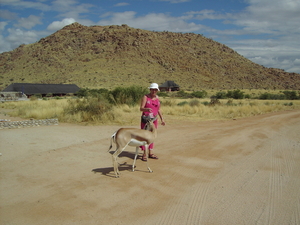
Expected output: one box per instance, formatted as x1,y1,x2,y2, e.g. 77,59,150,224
108,117,157,178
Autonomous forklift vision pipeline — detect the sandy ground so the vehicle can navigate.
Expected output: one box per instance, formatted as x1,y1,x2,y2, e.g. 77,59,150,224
1,110,300,225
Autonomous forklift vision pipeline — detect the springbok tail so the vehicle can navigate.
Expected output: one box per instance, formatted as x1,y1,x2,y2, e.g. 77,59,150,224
107,131,117,152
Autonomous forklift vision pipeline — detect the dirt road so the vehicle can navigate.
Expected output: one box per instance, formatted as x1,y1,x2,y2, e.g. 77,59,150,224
1,110,300,225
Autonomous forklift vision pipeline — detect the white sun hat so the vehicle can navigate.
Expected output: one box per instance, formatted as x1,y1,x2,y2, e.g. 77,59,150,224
148,83,160,91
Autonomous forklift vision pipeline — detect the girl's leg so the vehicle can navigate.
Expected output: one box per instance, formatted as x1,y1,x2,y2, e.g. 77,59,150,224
140,122,146,151
141,119,158,159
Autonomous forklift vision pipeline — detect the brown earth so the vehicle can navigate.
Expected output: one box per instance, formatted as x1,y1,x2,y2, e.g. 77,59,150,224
1,110,300,225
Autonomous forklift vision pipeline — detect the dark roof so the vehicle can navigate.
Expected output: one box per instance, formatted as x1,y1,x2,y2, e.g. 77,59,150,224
159,81,180,88
3,83,80,95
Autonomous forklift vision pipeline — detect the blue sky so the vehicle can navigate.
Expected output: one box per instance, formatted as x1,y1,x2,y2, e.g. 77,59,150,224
1,0,300,73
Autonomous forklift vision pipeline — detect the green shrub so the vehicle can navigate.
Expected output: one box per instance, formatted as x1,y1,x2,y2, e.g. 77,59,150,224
89,88,110,98
177,101,189,106
76,88,90,98
259,92,285,100
215,90,245,99
215,91,227,99
201,101,210,106
227,90,244,99
282,91,299,100
76,86,148,105
109,86,148,105
244,94,251,99
175,90,191,98
191,90,207,98
64,96,112,121
34,93,42,98
158,92,169,97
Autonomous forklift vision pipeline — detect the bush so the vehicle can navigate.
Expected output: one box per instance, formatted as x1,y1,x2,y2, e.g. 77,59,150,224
158,92,169,97
34,93,42,98
109,86,148,105
259,92,286,100
215,91,227,99
191,90,207,98
244,94,251,99
64,96,113,122
227,90,244,99
177,101,189,106
215,90,244,99
76,88,90,98
201,101,210,106
89,88,110,98
76,86,148,106
175,90,191,98
282,91,299,100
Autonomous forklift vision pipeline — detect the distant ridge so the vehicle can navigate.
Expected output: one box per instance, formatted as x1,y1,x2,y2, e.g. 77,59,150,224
0,22,299,90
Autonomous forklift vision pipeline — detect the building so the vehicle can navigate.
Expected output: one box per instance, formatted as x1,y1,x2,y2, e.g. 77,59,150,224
159,81,180,92
2,83,80,97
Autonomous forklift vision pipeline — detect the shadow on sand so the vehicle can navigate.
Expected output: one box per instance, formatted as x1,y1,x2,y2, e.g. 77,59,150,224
92,151,143,177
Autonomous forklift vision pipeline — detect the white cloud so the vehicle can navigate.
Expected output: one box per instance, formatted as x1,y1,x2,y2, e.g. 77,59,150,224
98,11,204,32
187,0,300,73
227,37,300,72
16,15,42,29
187,10,230,21
2,28,38,51
0,22,8,30
52,0,94,19
233,0,300,33
114,2,129,7
47,18,76,31
6,28,38,42
52,0,78,9
0,9,18,20
0,35,11,53
0,0,51,11
294,58,300,66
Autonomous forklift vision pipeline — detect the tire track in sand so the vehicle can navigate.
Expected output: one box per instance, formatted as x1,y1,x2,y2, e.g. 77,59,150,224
143,168,212,225
265,123,300,225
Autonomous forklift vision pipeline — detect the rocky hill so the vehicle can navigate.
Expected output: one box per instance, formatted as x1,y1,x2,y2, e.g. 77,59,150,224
0,22,299,91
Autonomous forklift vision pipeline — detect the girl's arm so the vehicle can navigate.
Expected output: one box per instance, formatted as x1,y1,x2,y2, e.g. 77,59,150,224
140,95,152,112
158,110,165,126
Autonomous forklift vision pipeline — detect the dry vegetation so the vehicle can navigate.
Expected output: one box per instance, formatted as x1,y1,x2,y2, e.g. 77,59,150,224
2,96,299,125
1,23,299,91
